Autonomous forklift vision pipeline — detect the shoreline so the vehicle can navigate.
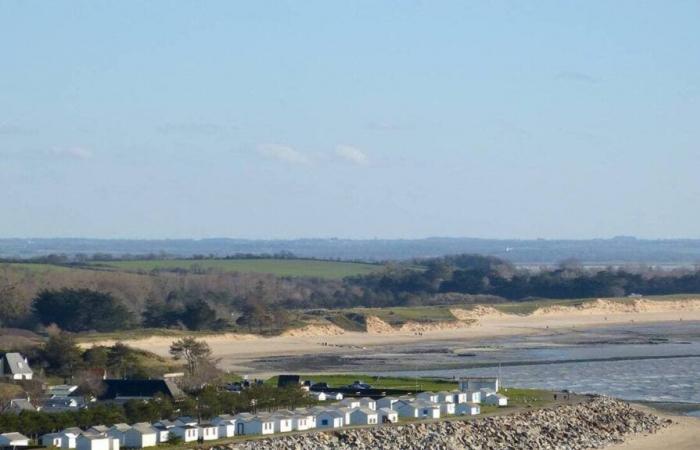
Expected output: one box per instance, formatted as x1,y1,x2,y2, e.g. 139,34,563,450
608,403,700,450
81,298,700,375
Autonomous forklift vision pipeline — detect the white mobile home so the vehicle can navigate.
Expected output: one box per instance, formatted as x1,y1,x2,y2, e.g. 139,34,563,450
198,423,219,441
290,410,314,431
76,434,119,450
437,391,456,403
269,412,293,433
41,431,77,449
416,392,439,403
451,391,468,404
212,415,236,438
462,391,481,404
358,397,377,410
0,433,30,448
378,407,398,423
456,402,480,416
482,392,508,406
349,407,379,425
235,416,275,436
395,400,441,419
316,410,344,429
439,402,456,415
169,425,199,443
124,424,158,449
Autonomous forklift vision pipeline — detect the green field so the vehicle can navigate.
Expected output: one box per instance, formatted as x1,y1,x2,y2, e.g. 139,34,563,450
87,258,382,279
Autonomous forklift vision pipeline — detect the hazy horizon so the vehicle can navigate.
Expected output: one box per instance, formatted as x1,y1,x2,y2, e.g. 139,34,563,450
3,1,699,239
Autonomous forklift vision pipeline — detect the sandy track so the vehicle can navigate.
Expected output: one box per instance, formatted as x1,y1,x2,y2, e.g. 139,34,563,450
83,298,700,373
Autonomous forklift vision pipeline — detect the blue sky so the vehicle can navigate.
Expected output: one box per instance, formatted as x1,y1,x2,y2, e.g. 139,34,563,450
1,1,699,239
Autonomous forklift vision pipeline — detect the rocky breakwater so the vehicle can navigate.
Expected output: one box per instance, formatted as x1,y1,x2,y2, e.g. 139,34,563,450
207,397,671,450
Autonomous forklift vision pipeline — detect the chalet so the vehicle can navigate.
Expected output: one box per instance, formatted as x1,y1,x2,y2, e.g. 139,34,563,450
211,415,236,438
349,407,379,425
0,433,30,448
395,400,441,419
459,377,499,393
169,425,198,443
462,391,482,404
315,410,344,429
482,392,508,406
87,426,109,435
358,397,377,410
174,417,197,427
76,434,119,450
455,402,480,416
376,396,399,410
99,380,184,402
378,407,398,423
436,391,456,403
124,423,158,448
451,391,468,404
198,422,219,441
310,391,327,401
290,410,315,431
234,415,274,436
41,431,77,449
336,398,361,409
0,353,33,381
439,402,455,415
415,392,439,403
106,424,131,446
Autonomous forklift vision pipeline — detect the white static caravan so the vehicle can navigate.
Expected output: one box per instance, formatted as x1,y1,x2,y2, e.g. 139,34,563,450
169,425,199,443
378,408,398,424
482,392,508,407
358,397,377,410
316,410,344,429
290,411,315,431
198,423,219,441
436,392,456,403
269,412,293,433
124,423,158,448
415,392,439,403
451,391,468,404
107,424,131,446
41,431,77,449
395,401,441,419
455,402,480,416
235,416,275,436
376,396,399,410
439,402,456,415
349,407,379,426
463,391,482,404
0,433,30,448
211,415,236,438
336,398,361,409
76,434,120,450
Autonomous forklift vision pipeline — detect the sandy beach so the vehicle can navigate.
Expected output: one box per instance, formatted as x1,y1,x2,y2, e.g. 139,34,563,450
609,405,700,450
84,298,700,374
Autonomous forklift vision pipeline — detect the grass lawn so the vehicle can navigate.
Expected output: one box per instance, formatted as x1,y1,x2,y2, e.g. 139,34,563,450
87,258,381,279
269,374,459,392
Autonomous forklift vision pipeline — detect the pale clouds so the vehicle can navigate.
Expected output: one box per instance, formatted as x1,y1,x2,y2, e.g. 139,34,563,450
257,143,311,165
49,146,93,160
335,145,369,166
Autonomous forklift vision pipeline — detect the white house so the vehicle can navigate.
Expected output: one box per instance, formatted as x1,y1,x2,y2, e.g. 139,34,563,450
235,416,275,436
376,396,399,410
439,402,456,415
41,432,77,449
290,410,315,431
482,392,508,406
76,434,119,450
316,410,344,429
169,425,199,443
349,407,379,426
451,391,468,404
358,397,377,410
395,400,441,419
378,407,398,423
310,391,327,401
459,377,499,393
198,423,219,441
0,353,33,380
124,423,158,448
336,398,361,409
268,412,293,433
436,391,455,403
211,415,236,438
0,433,30,448
415,392,439,403
462,391,481,404
455,402,480,416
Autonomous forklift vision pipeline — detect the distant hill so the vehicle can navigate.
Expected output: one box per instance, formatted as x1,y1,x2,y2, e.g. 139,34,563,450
2,237,700,266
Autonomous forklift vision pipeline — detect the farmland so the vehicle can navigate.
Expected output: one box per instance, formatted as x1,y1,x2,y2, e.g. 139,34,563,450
86,258,381,279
